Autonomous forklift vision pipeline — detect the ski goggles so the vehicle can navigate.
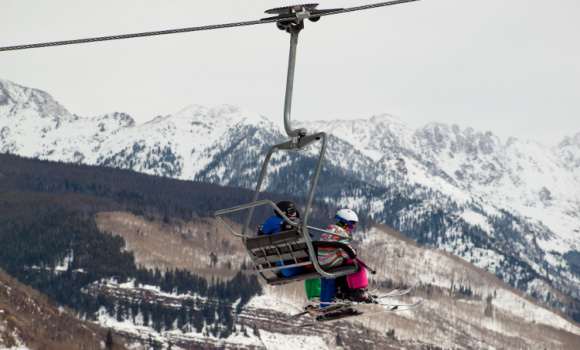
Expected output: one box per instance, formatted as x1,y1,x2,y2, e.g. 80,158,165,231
347,221,357,229
285,208,297,217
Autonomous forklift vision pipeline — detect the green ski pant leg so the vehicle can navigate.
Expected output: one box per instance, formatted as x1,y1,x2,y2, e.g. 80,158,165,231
305,278,321,300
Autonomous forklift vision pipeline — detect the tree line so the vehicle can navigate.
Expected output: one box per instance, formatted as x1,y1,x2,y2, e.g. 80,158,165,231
0,153,362,230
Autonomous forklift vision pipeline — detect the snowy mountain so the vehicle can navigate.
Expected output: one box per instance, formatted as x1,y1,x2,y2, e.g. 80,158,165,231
1,78,579,319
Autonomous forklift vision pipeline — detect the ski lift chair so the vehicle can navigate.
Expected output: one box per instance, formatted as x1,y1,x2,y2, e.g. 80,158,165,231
214,135,360,286
215,4,365,285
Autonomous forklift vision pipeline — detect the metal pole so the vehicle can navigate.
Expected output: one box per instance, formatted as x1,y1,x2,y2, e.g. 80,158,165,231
242,146,277,236
283,24,307,138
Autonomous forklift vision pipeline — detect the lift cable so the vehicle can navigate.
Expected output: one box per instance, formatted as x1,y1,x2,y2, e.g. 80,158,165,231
0,0,418,52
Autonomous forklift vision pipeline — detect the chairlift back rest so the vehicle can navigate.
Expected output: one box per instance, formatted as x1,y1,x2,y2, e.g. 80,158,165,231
245,228,310,264
244,228,359,285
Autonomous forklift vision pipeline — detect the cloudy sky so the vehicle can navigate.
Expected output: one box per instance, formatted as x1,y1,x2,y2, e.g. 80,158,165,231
1,0,579,147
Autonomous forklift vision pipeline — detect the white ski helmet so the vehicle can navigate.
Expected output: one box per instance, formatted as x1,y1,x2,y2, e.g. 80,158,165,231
335,209,359,229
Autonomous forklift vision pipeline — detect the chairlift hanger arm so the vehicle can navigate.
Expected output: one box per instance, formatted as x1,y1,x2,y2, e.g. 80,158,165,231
0,0,419,52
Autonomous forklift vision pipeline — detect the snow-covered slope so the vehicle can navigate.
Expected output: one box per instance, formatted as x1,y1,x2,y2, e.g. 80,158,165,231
303,116,580,254
2,78,579,318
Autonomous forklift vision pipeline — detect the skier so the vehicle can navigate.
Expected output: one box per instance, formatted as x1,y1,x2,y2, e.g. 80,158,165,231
318,209,375,306
259,200,300,238
260,200,321,300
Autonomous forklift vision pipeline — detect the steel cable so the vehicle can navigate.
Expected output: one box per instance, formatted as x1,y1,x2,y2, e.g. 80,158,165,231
0,19,276,52
0,0,418,52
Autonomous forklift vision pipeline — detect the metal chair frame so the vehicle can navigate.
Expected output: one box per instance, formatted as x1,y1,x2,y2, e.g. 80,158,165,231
215,11,359,284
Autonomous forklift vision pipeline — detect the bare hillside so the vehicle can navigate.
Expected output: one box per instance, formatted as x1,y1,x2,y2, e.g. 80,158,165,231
0,268,124,350
95,212,249,279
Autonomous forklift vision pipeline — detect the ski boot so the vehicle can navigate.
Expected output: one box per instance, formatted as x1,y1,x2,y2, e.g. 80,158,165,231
350,288,378,304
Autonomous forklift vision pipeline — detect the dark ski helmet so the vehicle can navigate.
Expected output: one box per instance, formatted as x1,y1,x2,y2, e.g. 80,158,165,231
275,200,298,218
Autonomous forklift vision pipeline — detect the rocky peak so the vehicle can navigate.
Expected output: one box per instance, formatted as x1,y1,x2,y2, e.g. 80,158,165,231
558,132,580,149
556,132,580,173
416,123,502,160
0,79,71,120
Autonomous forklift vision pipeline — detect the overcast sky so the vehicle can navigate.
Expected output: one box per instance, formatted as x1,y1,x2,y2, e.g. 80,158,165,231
1,0,579,147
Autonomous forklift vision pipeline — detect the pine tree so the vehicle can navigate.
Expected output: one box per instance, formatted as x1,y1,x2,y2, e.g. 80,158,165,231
141,302,149,327
252,323,260,339
105,329,114,349
335,334,343,346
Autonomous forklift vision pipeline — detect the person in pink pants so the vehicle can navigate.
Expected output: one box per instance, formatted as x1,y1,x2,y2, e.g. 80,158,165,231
318,209,376,305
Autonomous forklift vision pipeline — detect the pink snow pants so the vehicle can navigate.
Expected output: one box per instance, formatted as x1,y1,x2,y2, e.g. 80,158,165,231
346,259,369,290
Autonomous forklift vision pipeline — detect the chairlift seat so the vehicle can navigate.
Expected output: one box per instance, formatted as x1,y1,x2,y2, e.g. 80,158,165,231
244,227,359,286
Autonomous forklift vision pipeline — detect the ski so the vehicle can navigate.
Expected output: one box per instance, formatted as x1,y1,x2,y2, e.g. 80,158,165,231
377,282,419,299
375,300,421,307
311,282,420,307
280,282,420,321
277,304,345,321
276,301,422,330
278,309,311,321
312,298,421,309
308,282,418,307
318,298,422,308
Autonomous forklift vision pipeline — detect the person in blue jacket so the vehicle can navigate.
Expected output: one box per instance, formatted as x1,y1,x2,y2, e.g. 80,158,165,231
260,200,300,237
260,200,321,301
259,200,304,277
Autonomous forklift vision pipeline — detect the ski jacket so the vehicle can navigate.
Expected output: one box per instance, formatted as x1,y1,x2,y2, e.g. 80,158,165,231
260,216,297,235
317,225,356,269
